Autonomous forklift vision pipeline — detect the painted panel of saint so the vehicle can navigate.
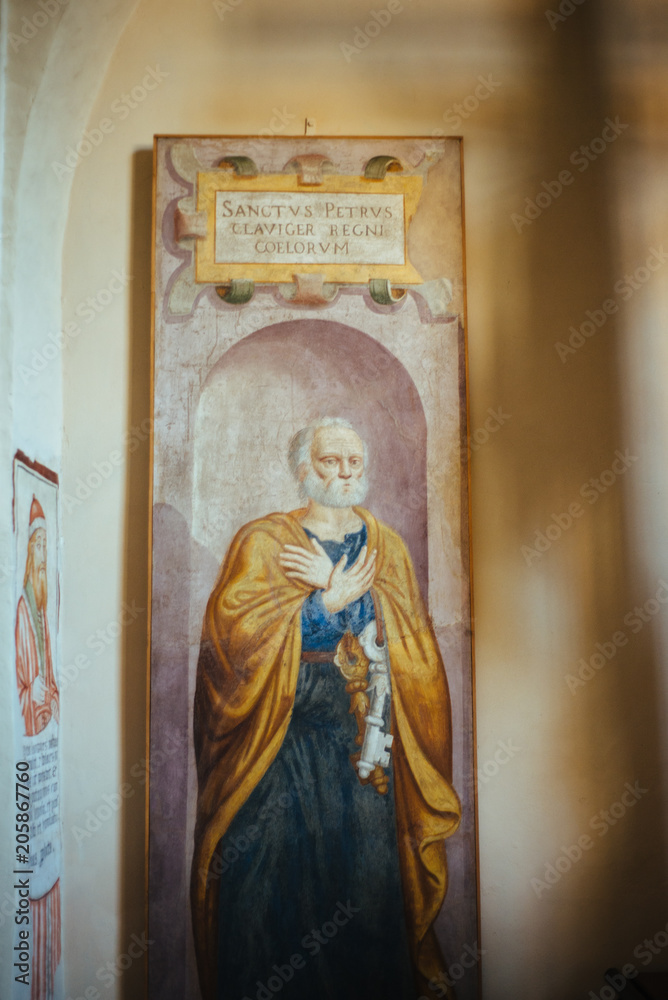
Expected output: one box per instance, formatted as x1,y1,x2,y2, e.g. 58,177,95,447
148,135,476,1000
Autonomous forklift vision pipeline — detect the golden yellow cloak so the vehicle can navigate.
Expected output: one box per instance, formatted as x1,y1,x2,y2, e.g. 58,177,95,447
191,507,461,1000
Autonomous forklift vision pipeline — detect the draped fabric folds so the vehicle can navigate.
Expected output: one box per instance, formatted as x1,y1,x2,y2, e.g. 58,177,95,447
15,590,59,737
191,508,461,1000
31,879,61,1000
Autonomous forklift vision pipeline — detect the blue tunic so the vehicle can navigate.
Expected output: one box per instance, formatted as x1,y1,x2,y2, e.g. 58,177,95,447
216,526,416,1000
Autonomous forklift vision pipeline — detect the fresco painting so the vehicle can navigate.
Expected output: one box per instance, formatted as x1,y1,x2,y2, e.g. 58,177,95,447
149,136,477,1000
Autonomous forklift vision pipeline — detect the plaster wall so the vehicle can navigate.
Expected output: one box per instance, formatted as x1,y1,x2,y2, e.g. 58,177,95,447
2,1,667,998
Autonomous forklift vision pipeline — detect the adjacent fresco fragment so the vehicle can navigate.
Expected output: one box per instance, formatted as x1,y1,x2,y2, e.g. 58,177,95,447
13,454,62,1000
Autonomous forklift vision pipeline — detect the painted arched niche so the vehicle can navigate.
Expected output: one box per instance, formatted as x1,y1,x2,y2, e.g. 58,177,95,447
192,318,429,598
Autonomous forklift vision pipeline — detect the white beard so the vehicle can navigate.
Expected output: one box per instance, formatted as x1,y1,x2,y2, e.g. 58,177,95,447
300,466,369,508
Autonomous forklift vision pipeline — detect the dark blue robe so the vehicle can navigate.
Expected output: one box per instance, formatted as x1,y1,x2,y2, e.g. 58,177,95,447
216,526,417,1000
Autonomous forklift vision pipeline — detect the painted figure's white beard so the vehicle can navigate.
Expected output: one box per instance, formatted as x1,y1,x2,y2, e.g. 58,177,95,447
300,467,369,508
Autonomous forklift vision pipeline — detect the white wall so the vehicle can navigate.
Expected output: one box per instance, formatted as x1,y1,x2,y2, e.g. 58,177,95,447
2,1,667,998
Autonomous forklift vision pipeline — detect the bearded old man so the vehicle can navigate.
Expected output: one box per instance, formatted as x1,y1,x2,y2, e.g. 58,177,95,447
14,495,61,1000
191,419,461,1000
15,496,59,737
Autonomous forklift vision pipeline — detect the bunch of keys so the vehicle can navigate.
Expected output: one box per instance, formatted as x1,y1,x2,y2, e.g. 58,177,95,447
334,622,394,795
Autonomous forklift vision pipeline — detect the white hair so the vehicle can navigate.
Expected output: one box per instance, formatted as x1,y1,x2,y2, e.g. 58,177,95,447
287,418,368,478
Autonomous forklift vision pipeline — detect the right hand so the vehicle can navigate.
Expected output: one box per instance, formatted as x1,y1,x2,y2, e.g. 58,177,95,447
322,545,377,614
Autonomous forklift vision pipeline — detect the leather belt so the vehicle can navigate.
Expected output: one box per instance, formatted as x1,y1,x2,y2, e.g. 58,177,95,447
301,650,336,662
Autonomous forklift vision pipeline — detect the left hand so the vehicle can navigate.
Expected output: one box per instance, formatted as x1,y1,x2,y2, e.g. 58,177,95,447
279,539,334,589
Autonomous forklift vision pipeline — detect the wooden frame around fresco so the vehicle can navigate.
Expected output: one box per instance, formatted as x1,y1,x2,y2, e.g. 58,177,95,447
147,134,479,1000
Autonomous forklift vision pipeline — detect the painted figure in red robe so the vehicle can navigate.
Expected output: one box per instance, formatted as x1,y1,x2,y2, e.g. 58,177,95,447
15,495,59,736
14,495,61,1000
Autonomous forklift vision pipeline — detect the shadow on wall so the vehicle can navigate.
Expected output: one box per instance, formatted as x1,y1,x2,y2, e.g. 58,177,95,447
120,147,154,1000
479,0,667,990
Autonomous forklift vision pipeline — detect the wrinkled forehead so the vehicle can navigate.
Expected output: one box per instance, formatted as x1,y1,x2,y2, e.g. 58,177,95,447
311,426,364,458
30,528,47,555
